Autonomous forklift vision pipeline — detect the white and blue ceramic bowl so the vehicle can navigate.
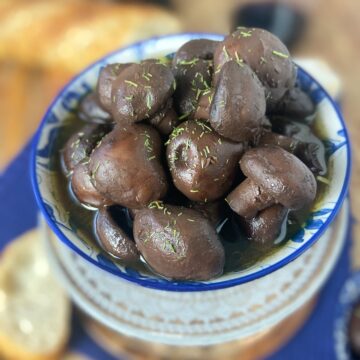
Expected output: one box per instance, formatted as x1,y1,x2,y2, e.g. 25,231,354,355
31,33,351,292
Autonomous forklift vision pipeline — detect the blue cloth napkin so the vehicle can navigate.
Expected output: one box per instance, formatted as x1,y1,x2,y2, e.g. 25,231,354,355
0,141,351,360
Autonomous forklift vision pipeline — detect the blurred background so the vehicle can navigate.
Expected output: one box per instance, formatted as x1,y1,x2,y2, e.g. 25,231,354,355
0,0,359,358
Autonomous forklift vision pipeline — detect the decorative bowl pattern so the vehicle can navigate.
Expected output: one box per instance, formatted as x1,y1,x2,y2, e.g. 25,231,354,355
43,200,349,345
31,33,351,292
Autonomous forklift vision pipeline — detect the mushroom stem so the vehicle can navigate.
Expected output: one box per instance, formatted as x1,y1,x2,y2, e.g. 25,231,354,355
239,205,288,244
226,178,274,219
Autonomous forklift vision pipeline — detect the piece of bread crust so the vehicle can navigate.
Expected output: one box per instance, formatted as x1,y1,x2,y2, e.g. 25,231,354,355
0,229,71,360
0,0,181,73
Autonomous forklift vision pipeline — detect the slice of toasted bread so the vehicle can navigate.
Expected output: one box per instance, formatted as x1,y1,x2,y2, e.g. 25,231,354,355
0,229,71,360
0,0,181,73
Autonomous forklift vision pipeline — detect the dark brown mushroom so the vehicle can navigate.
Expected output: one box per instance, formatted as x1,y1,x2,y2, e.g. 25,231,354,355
270,117,326,174
172,58,212,118
188,200,225,227
78,92,112,124
172,39,219,65
148,98,180,136
226,146,317,219
209,61,266,142
111,60,175,124
257,131,300,152
71,162,112,208
257,131,323,174
61,123,110,173
133,204,225,280
271,86,315,118
213,27,296,106
166,120,245,202
194,89,214,120
96,206,139,263
96,63,131,112
239,205,288,244
89,124,168,209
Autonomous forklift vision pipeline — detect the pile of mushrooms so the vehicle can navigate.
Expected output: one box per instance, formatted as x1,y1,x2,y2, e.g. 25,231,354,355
61,27,321,281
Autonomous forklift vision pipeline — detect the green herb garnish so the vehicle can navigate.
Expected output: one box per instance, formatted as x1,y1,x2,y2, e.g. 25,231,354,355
222,46,230,61
148,201,164,209
240,31,252,38
124,80,138,87
272,50,289,59
179,58,199,66
317,176,330,185
146,92,153,110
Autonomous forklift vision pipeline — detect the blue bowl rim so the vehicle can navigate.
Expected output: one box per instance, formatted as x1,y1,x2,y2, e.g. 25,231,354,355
30,33,352,292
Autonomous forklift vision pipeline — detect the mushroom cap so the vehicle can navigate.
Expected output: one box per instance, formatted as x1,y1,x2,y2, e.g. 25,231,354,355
273,86,315,118
213,27,296,106
172,39,219,65
111,60,175,124
240,146,317,209
71,162,112,208
133,205,225,280
96,63,131,112
89,124,168,208
172,58,212,117
209,61,266,142
166,120,245,202
78,92,112,124
148,98,179,136
61,123,110,173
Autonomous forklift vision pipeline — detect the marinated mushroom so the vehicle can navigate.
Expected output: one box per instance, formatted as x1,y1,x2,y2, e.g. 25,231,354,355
172,58,212,118
213,27,296,106
172,39,219,65
257,131,323,174
188,200,225,227
133,204,225,280
148,98,180,136
271,86,315,119
78,92,112,124
257,131,299,151
194,88,214,120
226,146,317,219
111,60,175,124
62,123,110,173
71,162,112,208
89,124,168,208
209,61,266,142
96,63,131,112
166,120,245,202
96,206,139,263
57,28,327,282
239,204,288,244
270,117,326,174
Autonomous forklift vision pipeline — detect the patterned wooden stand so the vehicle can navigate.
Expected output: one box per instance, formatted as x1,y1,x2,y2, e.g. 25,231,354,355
82,298,316,360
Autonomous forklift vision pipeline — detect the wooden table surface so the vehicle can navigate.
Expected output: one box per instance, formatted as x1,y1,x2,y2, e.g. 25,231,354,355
0,0,359,247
